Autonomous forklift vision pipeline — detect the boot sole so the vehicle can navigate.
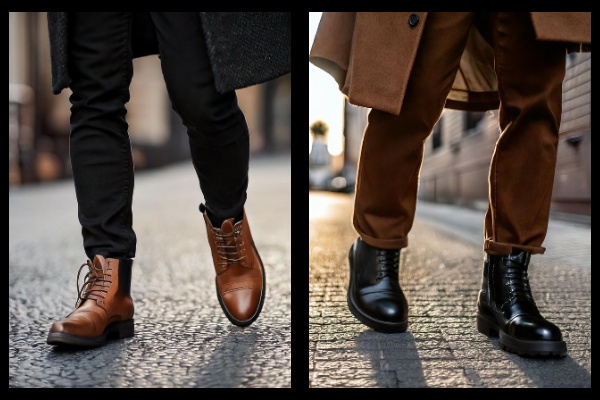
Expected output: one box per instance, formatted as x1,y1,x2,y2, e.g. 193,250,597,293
216,240,266,328
47,319,134,347
347,247,408,333
477,312,567,357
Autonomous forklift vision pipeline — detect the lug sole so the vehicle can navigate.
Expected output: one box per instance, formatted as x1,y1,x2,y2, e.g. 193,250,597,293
477,312,567,357
47,319,134,347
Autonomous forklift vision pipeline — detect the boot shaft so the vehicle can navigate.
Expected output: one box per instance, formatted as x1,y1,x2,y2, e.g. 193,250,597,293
75,255,134,315
351,238,401,288
200,204,257,272
478,250,539,320
116,257,133,297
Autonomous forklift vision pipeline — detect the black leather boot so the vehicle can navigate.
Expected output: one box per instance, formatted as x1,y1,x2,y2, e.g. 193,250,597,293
477,249,567,357
347,237,408,333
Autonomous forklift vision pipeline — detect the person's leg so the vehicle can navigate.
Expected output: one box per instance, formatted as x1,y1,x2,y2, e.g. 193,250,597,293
68,12,137,260
484,12,566,256
477,12,567,357
353,12,475,250
348,12,475,333
147,12,264,327
47,12,135,347
148,12,248,223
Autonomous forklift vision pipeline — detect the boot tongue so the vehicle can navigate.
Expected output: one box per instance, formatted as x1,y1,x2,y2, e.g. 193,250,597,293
77,255,109,307
92,255,107,279
220,219,235,234
220,218,237,247
506,250,529,270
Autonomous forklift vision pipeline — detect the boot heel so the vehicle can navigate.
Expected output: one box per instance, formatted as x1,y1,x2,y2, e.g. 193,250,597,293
115,319,135,338
477,313,499,337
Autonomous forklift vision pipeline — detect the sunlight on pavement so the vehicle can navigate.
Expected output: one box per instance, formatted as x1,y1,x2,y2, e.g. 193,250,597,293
309,190,353,222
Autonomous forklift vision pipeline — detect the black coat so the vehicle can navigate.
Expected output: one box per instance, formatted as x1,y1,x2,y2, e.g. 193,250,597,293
47,12,291,95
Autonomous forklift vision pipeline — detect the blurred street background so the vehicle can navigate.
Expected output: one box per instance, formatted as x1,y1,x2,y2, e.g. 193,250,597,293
10,12,291,185
309,12,591,388
9,12,291,388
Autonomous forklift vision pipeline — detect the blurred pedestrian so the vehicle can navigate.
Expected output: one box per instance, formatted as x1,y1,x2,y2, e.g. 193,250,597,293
310,12,590,357
45,12,290,347
309,120,332,189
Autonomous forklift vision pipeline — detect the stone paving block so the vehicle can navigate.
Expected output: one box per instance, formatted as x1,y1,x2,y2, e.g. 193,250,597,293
309,191,591,388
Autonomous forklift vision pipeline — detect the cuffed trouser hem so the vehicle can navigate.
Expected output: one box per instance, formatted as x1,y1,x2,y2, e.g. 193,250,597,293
357,230,409,251
484,239,545,256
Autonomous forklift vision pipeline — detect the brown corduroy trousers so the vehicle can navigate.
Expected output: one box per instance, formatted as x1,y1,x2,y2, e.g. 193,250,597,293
353,12,566,256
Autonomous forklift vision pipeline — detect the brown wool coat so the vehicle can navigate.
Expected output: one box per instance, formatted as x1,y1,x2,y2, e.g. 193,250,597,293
309,12,591,114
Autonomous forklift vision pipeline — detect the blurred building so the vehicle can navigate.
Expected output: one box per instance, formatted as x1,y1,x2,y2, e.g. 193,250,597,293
340,52,591,218
419,52,591,218
343,102,367,169
9,12,291,186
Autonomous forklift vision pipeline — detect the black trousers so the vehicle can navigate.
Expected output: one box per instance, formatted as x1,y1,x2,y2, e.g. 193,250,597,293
68,12,249,260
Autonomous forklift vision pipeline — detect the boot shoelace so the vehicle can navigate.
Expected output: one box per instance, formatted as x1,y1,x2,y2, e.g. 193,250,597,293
214,226,247,267
75,260,111,308
501,257,538,310
375,249,400,281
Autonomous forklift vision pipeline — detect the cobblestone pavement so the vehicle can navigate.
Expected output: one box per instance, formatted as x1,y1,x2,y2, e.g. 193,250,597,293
309,191,591,388
9,153,291,388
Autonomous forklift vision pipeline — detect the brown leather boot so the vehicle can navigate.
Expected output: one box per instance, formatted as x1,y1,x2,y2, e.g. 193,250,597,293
200,204,266,327
47,255,134,347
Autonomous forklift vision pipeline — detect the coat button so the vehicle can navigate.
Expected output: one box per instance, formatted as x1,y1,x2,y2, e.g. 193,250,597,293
408,14,419,27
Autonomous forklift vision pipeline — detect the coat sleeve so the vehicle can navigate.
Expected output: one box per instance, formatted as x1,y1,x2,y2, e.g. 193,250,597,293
309,12,356,90
529,12,591,48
